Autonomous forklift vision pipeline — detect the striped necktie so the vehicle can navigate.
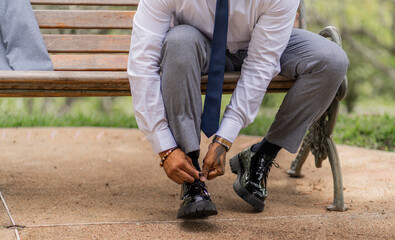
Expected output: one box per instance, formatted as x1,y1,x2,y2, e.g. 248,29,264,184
201,0,229,138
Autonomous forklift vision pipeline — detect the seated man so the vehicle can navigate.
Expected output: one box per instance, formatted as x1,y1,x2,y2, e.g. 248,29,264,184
128,0,349,218
0,0,52,70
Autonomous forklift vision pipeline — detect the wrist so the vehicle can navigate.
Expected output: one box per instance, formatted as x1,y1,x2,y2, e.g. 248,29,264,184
159,147,178,167
212,135,232,152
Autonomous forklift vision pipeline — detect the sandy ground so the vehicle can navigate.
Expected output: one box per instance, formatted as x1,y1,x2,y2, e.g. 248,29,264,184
0,127,394,239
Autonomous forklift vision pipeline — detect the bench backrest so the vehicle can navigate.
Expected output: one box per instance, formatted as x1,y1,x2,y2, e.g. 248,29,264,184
31,0,137,72
31,0,305,72
0,0,306,97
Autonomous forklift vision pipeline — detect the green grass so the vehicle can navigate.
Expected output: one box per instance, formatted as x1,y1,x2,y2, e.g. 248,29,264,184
0,97,393,152
334,114,394,151
239,112,274,136
0,112,138,128
0,97,138,128
238,111,395,152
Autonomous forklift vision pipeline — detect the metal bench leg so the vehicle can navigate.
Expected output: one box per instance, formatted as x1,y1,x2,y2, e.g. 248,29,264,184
287,98,348,211
325,136,348,211
287,26,349,211
287,134,311,178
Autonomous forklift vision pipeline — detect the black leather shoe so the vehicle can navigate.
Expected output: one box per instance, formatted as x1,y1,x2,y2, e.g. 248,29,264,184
230,147,279,212
177,181,218,218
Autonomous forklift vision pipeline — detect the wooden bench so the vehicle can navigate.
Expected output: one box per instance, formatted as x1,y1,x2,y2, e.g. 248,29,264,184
0,0,348,211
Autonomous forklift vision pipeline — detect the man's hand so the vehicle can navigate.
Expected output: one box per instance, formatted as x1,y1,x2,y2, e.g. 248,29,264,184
162,148,200,184
201,142,227,181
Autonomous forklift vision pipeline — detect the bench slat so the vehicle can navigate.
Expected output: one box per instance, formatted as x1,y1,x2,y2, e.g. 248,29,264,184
35,10,135,29
44,35,130,53
0,89,290,97
0,71,294,97
0,90,131,97
51,55,128,71
0,79,294,91
31,0,139,6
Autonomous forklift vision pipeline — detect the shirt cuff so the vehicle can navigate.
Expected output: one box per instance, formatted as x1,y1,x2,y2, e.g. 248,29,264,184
148,128,177,154
216,117,243,143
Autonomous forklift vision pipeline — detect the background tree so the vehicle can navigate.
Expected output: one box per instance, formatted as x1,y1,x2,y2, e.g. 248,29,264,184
306,0,395,112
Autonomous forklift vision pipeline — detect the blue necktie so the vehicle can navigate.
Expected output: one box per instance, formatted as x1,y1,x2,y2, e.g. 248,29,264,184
201,0,229,138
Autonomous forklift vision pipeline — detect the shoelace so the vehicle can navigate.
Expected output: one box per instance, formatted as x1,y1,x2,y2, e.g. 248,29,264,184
262,158,280,187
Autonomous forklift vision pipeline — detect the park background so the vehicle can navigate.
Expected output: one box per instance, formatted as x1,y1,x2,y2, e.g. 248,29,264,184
1,0,394,152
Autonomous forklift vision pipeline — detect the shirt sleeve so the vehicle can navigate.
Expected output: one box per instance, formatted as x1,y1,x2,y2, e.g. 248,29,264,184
216,0,300,143
127,0,177,153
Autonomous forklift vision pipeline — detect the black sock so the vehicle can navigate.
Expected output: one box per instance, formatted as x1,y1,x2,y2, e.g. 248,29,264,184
251,138,282,158
187,150,201,172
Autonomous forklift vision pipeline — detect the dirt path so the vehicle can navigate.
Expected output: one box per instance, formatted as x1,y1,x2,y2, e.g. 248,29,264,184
0,127,394,239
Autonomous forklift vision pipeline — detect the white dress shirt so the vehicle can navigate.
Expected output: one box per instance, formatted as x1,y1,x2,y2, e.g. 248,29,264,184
128,0,300,153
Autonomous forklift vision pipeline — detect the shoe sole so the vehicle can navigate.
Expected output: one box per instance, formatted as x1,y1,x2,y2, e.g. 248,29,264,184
230,154,265,212
177,200,218,219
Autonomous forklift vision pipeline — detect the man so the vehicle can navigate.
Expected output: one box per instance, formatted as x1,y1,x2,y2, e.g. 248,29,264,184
128,0,349,218
0,0,53,70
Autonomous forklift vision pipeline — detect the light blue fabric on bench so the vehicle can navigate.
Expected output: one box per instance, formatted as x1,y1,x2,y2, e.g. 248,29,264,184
0,0,52,70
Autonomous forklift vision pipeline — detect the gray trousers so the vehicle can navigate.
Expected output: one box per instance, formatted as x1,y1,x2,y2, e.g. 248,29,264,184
161,25,349,154
0,0,53,70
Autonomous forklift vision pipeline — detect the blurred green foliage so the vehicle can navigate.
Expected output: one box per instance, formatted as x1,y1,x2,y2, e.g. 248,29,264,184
305,0,395,112
0,97,393,151
0,97,137,128
334,114,394,151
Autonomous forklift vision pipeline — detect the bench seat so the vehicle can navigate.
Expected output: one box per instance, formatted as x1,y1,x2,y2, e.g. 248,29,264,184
0,71,294,97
